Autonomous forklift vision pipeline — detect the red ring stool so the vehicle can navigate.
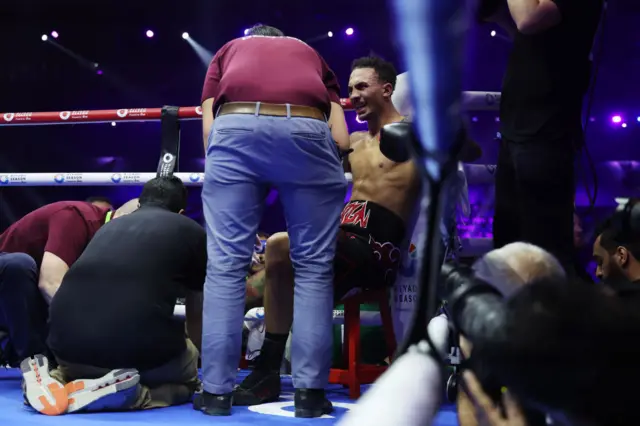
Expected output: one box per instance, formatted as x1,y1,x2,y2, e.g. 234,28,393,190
329,288,397,399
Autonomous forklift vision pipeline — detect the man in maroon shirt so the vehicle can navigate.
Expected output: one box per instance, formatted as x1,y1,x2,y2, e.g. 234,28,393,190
196,24,349,417
0,199,138,366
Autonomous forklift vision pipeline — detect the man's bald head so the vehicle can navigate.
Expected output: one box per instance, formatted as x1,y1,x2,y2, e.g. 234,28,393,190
113,198,140,218
473,242,565,297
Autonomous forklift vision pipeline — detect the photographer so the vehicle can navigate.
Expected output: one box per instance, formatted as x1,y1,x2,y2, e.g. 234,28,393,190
455,242,564,426
468,277,640,426
481,0,603,276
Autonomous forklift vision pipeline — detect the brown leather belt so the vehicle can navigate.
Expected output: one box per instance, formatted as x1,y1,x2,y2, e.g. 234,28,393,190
218,102,326,121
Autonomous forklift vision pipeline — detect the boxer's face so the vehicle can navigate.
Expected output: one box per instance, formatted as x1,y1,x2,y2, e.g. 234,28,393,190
348,68,392,121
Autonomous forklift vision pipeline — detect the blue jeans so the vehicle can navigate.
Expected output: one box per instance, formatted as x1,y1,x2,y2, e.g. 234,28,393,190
0,252,46,363
201,106,347,394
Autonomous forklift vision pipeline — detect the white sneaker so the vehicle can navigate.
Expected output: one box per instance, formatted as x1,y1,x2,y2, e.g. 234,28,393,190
21,354,68,415
65,368,140,413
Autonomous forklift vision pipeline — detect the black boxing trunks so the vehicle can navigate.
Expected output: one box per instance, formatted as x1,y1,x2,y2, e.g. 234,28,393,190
333,200,406,301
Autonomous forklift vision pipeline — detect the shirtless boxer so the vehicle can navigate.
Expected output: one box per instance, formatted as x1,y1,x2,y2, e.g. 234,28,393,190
231,56,421,407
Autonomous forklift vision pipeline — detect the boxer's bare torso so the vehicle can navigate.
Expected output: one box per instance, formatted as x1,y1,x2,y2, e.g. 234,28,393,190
347,130,421,225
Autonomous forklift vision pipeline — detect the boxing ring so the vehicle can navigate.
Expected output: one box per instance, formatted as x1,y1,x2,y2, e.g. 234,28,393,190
0,92,499,426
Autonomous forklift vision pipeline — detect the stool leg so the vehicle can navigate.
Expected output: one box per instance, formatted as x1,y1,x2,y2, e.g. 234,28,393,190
345,297,361,399
378,292,397,361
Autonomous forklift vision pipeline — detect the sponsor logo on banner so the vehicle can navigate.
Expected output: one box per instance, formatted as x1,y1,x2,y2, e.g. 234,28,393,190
1,174,26,184
195,106,203,115
10,112,33,122
394,242,418,307
116,109,128,118
59,111,71,120
399,243,417,278
111,173,122,183
189,173,203,183
70,111,89,120
54,174,65,183
484,92,501,106
125,108,147,117
63,173,83,183
120,173,142,183
248,399,354,418
3,113,14,122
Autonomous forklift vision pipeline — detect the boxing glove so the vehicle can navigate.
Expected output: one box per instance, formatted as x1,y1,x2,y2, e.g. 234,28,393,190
379,121,416,163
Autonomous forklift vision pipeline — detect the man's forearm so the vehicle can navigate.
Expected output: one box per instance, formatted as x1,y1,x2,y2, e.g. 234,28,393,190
507,0,540,25
507,0,561,34
38,280,60,305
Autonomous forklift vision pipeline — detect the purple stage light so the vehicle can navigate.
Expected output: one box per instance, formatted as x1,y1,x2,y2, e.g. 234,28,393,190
96,70,103,75
146,30,154,38
345,28,354,36
611,115,622,124
244,28,250,36
51,31,59,39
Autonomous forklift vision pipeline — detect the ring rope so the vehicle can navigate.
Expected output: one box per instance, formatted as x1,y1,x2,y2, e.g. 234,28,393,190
0,166,499,187
0,91,500,126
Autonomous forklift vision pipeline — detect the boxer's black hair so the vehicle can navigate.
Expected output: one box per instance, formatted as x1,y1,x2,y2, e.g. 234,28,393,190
246,24,284,37
351,56,398,90
139,176,188,213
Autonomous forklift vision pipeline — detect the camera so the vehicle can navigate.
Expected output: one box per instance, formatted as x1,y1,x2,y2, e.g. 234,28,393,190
438,263,509,403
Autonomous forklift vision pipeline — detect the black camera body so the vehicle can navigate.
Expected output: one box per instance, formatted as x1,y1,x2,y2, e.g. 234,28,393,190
439,263,508,404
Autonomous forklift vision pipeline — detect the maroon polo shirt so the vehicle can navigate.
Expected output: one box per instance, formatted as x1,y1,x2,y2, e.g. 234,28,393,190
0,201,108,267
201,36,341,117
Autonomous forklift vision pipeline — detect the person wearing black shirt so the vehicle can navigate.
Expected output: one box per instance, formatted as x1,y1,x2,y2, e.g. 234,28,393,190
484,0,603,274
593,216,640,301
21,177,206,416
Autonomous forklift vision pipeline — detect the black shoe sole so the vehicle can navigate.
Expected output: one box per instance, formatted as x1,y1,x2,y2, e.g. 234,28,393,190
193,393,232,416
233,393,280,406
295,406,333,418
202,407,232,416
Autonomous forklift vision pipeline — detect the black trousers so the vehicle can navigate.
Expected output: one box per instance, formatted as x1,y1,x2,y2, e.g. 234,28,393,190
0,252,49,364
493,135,576,272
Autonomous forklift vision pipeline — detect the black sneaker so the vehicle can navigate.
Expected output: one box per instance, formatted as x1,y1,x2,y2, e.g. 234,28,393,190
193,391,233,416
233,369,281,406
294,388,333,418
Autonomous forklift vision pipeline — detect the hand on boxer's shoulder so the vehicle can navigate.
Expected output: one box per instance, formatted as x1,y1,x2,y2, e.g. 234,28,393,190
379,121,415,163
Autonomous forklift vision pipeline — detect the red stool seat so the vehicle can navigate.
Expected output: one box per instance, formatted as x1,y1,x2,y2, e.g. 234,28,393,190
329,288,396,399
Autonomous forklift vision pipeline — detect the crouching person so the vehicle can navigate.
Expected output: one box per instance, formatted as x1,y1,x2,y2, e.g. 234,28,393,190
21,177,206,415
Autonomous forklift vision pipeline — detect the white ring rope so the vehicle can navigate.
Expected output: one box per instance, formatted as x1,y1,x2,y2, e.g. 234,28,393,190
0,167,497,187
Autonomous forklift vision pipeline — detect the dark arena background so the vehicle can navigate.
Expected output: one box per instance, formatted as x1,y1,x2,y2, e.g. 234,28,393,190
1,0,640,425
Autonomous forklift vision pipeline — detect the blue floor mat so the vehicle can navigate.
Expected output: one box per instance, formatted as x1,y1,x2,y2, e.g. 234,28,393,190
0,368,459,425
